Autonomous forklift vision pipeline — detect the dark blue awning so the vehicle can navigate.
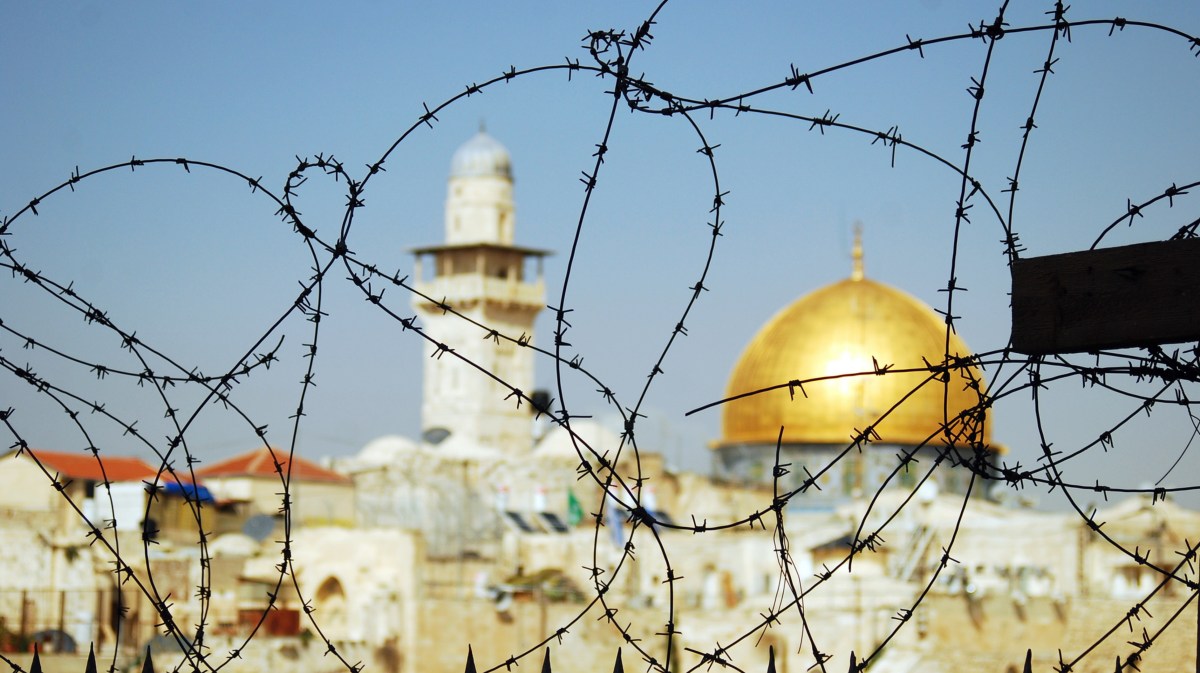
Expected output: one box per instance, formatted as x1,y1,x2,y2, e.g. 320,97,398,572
162,480,214,502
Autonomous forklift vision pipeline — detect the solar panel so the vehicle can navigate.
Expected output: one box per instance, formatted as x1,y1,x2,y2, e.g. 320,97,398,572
537,511,570,533
503,511,537,533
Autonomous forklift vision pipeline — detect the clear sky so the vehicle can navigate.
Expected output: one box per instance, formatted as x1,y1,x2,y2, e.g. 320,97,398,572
2,2,1199,510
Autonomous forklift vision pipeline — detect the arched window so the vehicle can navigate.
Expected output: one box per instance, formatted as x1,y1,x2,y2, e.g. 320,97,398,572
315,576,348,638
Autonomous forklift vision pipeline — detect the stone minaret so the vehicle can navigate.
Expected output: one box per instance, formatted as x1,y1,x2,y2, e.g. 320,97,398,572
411,130,547,453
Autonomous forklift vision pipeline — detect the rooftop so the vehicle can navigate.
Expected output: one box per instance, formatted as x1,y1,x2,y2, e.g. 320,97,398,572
14,448,158,483
195,446,351,484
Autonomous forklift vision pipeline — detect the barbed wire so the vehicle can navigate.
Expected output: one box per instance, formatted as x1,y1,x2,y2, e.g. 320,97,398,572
2,2,1199,672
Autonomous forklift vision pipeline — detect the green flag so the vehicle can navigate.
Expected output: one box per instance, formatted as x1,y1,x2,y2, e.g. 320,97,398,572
567,488,583,527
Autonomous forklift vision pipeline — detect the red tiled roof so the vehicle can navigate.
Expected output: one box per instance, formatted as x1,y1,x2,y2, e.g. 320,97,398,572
16,448,158,483
194,446,350,484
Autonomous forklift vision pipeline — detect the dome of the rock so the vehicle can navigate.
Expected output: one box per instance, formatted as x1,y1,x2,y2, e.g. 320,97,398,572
713,233,995,496
719,275,990,449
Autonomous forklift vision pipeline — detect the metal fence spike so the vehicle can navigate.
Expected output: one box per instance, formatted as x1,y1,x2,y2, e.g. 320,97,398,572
541,647,552,673
847,652,857,673
141,646,155,673
1023,649,1033,673
465,646,478,673
766,646,776,673
29,644,41,673
612,648,624,673
85,643,98,673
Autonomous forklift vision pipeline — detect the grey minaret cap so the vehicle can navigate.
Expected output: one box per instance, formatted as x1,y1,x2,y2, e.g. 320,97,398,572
449,130,512,180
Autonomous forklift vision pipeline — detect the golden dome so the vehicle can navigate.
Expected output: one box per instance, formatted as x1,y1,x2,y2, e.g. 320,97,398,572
719,256,990,450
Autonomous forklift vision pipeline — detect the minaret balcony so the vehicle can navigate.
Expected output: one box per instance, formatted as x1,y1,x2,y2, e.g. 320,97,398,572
413,275,545,310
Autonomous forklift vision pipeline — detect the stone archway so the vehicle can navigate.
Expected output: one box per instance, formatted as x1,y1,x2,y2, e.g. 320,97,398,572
314,576,348,640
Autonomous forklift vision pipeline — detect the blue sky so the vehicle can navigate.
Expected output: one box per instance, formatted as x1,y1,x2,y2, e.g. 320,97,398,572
2,2,1199,509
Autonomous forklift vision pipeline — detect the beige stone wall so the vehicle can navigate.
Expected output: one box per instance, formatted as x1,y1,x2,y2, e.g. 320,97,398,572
908,593,1196,672
414,597,816,673
203,476,354,528
0,516,106,648
413,588,1196,673
0,456,56,512
65,582,1187,673
291,480,355,527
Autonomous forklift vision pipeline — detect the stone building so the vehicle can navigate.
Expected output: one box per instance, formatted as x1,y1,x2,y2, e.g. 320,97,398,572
0,448,216,655
194,445,355,528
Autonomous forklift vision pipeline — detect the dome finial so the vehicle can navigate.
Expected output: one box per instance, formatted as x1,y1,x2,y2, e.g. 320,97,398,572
851,222,864,281
479,119,487,134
